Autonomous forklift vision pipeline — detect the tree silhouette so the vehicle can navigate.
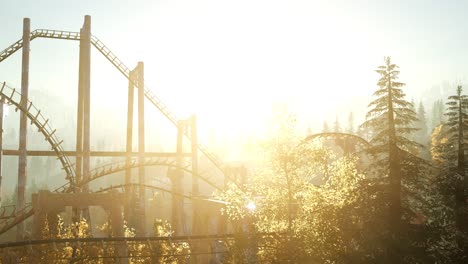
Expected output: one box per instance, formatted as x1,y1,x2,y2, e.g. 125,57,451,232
416,101,428,144
431,99,445,130
361,57,419,260
347,112,355,134
322,121,330,132
333,115,341,132
443,85,468,244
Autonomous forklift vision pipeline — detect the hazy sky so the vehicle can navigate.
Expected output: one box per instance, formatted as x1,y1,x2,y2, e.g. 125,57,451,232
1,0,468,146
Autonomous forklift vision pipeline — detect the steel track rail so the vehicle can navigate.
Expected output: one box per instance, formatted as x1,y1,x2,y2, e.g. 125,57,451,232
53,157,222,193
304,132,371,149
0,82,76,182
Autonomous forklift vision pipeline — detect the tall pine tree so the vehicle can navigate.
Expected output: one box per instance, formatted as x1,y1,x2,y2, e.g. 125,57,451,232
347,112,355,134
416,101,428,143
431,99,445,129
443,85,468,246
333,115,341,132
322,121,330,132
361,57,419,260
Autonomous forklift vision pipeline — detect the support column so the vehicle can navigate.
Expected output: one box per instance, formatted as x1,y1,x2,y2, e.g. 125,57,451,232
32,191,50,239
172,120,185,236
125,70,135,225
73,17,85,224
189,115,208,263
109,203,129,263
137,62,146,236
75,41,83,188
190,115,200,234
16,17,30,240
81,15,91,193
0,97,4,207
77,15,92,224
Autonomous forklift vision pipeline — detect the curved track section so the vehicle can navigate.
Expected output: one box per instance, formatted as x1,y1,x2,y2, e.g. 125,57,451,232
0,82,76,182
0,82,76,236
0,29,234,184
305,132,370,154
0,205,17,220
92,183,192,199
0,30,80,62
0,204,31,221
54,158,222,193
0,205,34,238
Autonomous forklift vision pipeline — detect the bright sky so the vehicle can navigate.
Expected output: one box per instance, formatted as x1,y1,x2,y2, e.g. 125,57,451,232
1,0,468,158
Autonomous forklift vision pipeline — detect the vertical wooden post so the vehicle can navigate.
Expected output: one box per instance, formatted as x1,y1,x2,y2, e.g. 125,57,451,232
31,191,47,239
16,17,30,240
75,15,92,224
74,17,85,223
190,116,206,263
0,97,4,208
190,116,199,198
172,120,185,235
109,201,129,264
125,70,135,224
75,32,84,188
82,15,91,193
190,115,200,234
137,62,146,235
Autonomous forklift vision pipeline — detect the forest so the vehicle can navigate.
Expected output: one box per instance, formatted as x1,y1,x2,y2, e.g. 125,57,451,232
216,56,467,263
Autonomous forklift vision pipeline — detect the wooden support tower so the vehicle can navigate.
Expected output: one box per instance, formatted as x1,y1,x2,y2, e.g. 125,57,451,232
171,120,185,235
191,115,200,235
0,97,4,209
0,17,229,249
82,15,92,193
16,17,30,240
137,62,146,236
125,69,135,224
75,15,92,222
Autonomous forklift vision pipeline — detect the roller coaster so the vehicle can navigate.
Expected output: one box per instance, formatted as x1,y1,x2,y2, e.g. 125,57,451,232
0,16,372,262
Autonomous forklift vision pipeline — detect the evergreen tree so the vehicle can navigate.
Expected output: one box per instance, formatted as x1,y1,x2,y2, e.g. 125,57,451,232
333,116,341,132
442,85,468,247
427,86,468,261
322,121,330,133
410,99,416,113
409,99,417,141
361,57,419,260
347,112,355,134
416,102,428,145
431,99,445,129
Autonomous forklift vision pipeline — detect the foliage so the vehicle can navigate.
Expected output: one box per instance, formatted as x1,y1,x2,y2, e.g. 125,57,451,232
217,111,391,263
0,217,191,263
